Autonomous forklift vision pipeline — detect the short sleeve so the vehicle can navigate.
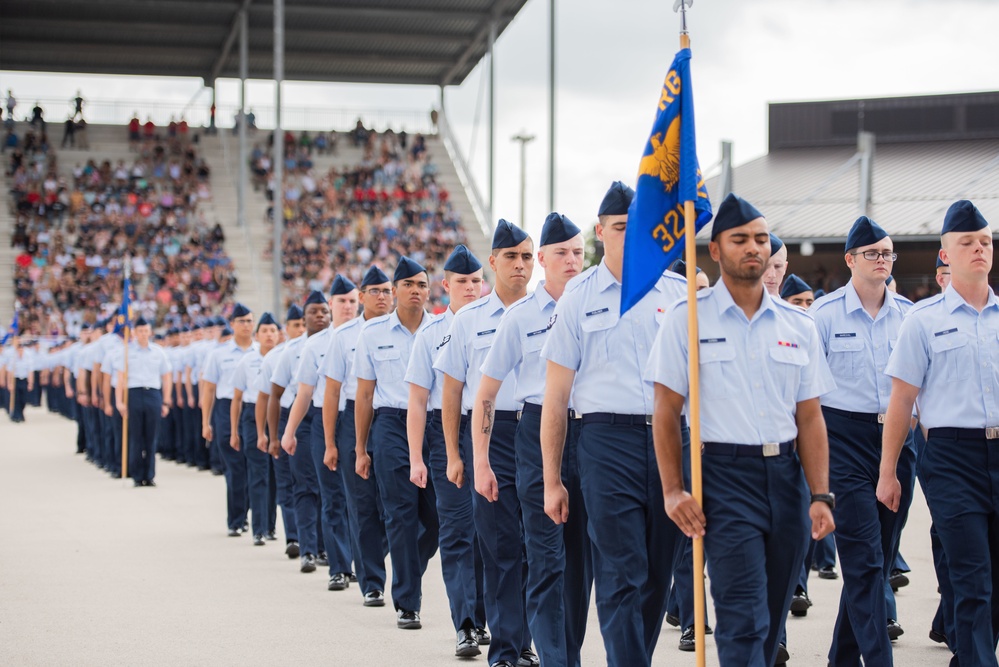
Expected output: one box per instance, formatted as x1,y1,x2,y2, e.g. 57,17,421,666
647,303,690,397
405,327,436,390
201,349,221,384
433,316,469,382
160,350,172,376
480,311,521,381
795,322,837,402
270,347,292,389
295,339,320,387
323,330,346,383
540,295,582,371
231,358,247,392
885,314,928,389
353,326,377,382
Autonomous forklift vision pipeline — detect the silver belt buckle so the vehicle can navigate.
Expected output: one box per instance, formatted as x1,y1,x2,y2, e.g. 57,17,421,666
987,427,999,440
645,414,654,426
569,409,581,420
762,442,780,457
877,414,886,424
516,410,523,421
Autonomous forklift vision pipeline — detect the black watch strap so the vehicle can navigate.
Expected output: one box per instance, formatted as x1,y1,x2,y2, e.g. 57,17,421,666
811,493,836,510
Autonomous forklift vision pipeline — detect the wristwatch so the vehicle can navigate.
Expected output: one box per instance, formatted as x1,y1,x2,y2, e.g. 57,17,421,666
810,493,836,510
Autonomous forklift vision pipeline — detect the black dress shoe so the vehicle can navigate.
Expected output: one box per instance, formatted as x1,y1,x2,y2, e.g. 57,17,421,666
363,590,385,607
678,627,695,652
328,573,349,590
817,566,838,580
133,480,143,487
665,613,681,627
397,609,422,629
285,541,300,559
211,468,223,476
790,586,812,617
455,627,481,657
252,534,265,546
517,648,539,667
349,572,357,583
928,628,947,644
316,551,329,567
145,480,156,487
887,619,904,641
474,627,491,645
889,569,909,591
227,528,241,537
241,521,249,533
300,553,317,573
776,643,790,664
265,531,277,541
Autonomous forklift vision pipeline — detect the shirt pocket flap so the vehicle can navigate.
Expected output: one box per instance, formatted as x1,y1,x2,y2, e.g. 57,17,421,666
699,342,736,363
472,334,494,350
769,346,809,366
580,312,618,333
522,334,545,353
373,347,401,362
829,338,863,353
930,334,967,353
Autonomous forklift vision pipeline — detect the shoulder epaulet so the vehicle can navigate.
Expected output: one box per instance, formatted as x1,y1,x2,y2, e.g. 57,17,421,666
564,266,598,294
907,293,944,315
360,313,391,330
454,296,490,319
773,297,815,320
505,292,535,315
893,294,914,308
809,286,847,312
659,270,687,287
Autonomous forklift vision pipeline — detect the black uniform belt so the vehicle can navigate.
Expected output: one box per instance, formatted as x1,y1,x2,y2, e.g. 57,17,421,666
430,409,468,423
129,387,161,392
928,427,999,441
519,402,581,420
582,412,687,429
822,406,885,424
465,409,519,422
345,399,355,410
702,441,796,457
375,407,407,418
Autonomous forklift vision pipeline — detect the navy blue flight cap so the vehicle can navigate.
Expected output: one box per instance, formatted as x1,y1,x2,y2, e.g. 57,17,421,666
813,288,826,299
330,274,357,296
492,219,530,250
711,193,765,241
942,199,989,235
221,326,233,337
191,321,203,331
303,290,326,307
229,303,251,321
80,322,92,331
257,312,278,328
361,265,391,288
540,212,582,246
394,256,427,282
598,181,635,216
135,317,150,327
286,304,304,321
885,275,895,286
154,333,164,341
668,258,702,275
845,216,889,252
213,315,227,327
166,326,179,336
443,245,482,274
779,273,812,299
936,254,948,269
180,325,190,333
770,233,784,255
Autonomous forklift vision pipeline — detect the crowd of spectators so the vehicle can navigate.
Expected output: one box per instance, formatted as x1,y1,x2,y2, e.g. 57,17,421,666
6,112,236,337
258,122,467,313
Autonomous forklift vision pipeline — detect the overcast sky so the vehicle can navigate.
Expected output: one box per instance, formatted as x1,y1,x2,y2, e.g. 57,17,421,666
3,0,998,242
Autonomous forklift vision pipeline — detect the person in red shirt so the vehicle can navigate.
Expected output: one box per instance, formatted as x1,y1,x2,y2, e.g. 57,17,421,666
143,117,155,141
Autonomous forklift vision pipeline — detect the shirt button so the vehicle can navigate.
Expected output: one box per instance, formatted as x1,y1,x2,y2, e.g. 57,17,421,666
754,383,761,388
750,353,757,359
759,411,765,417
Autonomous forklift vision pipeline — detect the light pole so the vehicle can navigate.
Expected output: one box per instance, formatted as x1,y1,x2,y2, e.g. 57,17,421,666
511,132,535,226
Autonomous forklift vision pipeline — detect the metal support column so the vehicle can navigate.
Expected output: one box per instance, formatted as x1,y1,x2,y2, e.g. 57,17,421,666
512,133,535,226
238,9,248,229
548,0,556,212
858,131,875,216
488,19,497,225
719,140,733,199
272,0,284,313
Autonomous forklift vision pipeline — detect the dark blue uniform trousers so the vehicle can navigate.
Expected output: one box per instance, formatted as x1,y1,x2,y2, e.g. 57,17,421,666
667,441,710,632
371,411,439,611
212,399,248,531
337,404,387,596
239,406,270,537
578,422,678,667
12,377,28,421
159,386,177,460
188,385,210,469
309,406,353,575
516,408,591,667
464,416,530,665
824,408,912,666
425,411,486,631
128,388,161,483
922,430,999,667
702,448,808,667
281,407,322,557
272,407,299,543
111,392,124,476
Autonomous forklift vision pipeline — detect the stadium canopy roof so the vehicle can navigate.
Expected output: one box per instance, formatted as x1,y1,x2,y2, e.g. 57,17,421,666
0,0,529,86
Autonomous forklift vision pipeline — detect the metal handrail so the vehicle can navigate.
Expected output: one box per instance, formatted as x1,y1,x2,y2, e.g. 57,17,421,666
436,108,492,240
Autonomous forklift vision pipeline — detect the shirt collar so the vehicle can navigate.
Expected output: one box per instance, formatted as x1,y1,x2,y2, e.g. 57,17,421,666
844,280,904,318
943,283,999,313
713,277,777,322
482,290,507,317
595,260,661,296
533,282,556,311
388,309,431,333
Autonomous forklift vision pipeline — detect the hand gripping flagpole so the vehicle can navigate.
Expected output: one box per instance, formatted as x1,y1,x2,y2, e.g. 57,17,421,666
121,258,131,482
674,1,707,665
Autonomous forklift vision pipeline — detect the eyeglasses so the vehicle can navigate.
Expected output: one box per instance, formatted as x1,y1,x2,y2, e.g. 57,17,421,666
364,288,392,296
232,317,254,324
852,250,898,262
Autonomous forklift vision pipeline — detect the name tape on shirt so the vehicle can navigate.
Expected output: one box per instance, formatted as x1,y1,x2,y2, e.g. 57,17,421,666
934,328,958,337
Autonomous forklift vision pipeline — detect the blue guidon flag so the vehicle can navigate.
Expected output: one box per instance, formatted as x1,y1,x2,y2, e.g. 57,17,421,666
621,47,712,315
113,276,134,336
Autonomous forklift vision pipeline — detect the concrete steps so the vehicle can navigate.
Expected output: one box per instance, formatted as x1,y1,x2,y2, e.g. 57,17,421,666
0,169,16,321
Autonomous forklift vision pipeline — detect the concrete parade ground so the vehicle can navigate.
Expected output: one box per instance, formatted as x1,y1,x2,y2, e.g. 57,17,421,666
1,407,959,666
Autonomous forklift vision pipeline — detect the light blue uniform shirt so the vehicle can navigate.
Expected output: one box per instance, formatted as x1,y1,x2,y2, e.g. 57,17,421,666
295,325,334,409
810,282,911,414
649,278,836,445
481,283,564,406
75,342,98,376
95,333,120,373
323,315,368,411
270,334,309,409
202,340,258,400
10,348,37,379
885,285,999,429
232,349,264,405
542,261,687,415
256,341,287,398
123,342,172,389
435,291,521,413
405,308,455,411
355,310,432,410
102,344,126,388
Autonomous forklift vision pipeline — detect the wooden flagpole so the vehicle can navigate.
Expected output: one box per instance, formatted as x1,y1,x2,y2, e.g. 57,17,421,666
120,259,131,481
677,2,706,665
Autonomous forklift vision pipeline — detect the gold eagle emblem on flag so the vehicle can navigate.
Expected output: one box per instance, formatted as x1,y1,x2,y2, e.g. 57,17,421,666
638,115,681,192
